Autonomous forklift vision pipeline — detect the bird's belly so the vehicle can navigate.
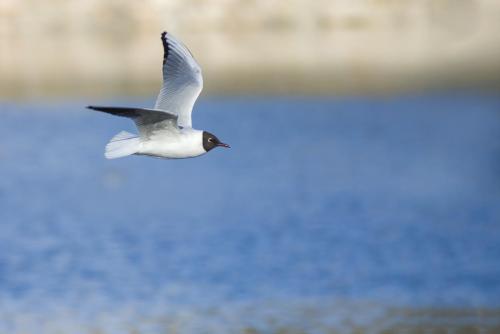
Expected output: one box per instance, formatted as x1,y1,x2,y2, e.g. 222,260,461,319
138,138,205,159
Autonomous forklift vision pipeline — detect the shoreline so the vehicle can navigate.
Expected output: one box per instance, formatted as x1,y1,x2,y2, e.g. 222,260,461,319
2,1,500,98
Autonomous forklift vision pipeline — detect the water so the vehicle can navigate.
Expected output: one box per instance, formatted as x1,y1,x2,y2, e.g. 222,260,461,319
0,94,499,333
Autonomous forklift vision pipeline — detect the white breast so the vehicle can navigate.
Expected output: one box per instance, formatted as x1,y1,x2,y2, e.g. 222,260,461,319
138,128,205,159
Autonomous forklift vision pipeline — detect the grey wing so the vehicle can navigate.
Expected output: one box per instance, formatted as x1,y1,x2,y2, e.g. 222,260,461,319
154,32,203,128
87,106,178,137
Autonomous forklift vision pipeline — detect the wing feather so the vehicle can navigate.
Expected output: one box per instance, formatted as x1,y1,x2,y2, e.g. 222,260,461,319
87,106,178,137
154,32,203,128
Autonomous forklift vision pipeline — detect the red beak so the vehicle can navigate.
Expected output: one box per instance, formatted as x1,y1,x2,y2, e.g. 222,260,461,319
217,142,230,148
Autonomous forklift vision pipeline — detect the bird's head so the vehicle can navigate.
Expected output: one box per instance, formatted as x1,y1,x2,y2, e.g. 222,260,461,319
203,131,230,152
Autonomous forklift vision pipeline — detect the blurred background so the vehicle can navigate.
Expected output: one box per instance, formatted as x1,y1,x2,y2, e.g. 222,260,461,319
1,1,500,333
2,0,500,97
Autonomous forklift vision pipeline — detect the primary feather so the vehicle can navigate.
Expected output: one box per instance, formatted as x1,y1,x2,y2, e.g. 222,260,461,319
154,32,203,128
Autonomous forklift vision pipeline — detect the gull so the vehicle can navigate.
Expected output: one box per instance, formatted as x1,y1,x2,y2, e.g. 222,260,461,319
87,31,229,159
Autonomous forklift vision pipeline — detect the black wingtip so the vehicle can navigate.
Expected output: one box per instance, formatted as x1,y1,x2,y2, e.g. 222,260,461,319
87,105,98,110
161,31,169,65
161,31,168,45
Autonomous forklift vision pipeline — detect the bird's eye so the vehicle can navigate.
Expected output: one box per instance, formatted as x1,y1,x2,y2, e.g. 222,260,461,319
208,138,214,142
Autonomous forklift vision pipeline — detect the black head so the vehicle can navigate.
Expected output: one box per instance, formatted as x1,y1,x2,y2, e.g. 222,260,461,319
203,131,230,152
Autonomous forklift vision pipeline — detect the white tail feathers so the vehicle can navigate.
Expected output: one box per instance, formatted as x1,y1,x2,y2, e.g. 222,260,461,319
105,131,140,159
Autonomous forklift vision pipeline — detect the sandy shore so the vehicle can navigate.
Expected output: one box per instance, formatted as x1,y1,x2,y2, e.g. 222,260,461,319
4,303,500,333
1,1,500,98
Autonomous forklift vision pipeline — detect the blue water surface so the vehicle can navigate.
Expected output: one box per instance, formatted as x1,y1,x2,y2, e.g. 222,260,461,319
0,94,499,318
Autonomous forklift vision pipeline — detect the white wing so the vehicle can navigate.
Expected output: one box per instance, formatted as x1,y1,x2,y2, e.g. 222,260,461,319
87,106,178,138
154,32,203,128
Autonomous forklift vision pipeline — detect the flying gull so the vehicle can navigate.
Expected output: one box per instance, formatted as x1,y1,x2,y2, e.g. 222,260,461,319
88,31,229,159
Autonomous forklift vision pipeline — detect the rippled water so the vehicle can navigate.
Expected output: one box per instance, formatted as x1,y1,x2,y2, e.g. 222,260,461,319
0,95,499,333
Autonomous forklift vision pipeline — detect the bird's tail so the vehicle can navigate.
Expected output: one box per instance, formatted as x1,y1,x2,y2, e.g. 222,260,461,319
105,131,141,159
